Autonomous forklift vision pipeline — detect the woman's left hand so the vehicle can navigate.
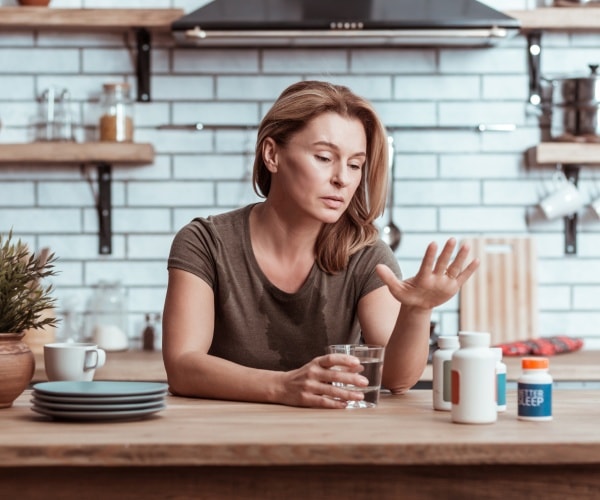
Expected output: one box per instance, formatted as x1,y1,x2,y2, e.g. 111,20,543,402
376,238,479,311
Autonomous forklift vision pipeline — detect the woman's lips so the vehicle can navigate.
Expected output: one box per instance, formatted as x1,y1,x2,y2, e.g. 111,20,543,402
321,196,344,209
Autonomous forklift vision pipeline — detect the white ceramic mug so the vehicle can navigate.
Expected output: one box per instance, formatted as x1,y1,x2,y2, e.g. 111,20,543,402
590,196,600,219
539,171,583,220
44,342,106,382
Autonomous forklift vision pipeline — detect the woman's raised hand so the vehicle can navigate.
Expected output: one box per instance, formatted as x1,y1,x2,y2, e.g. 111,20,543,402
376,238,479,311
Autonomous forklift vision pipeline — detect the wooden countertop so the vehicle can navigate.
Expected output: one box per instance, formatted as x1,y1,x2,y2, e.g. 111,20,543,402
3,388,599,499
33,349,598,384
3,388,599,468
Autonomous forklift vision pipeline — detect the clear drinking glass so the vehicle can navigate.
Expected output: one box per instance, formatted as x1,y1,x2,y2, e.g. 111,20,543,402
327,344,385,408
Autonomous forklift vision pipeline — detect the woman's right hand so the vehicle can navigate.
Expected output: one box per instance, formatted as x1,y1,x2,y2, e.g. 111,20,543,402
276,354,369,408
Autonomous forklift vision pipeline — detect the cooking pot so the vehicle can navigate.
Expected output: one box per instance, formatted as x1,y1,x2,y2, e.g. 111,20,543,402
546,64,600,142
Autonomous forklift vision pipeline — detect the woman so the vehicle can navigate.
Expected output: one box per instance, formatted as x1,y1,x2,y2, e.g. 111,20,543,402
163,80,478,408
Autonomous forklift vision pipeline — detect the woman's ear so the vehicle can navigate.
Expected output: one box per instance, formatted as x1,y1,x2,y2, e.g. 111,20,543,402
262,137,278,173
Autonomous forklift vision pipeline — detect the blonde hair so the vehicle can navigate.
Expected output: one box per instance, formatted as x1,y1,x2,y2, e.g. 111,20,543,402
252,80,389,274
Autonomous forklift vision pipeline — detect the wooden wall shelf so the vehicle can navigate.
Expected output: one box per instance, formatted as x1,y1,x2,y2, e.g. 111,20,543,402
0,7,183,31
536,142,600,165
0,7,184,101
0,142,155,255
507,8,600,32
0,142,154,165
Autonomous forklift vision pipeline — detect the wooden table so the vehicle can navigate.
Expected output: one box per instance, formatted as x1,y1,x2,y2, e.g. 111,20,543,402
33,349,598,384
2,389,599,499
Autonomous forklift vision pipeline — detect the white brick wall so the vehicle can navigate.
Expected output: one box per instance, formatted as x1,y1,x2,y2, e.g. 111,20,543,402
1,0,599,349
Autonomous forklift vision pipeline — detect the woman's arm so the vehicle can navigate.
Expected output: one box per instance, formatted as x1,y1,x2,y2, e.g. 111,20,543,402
358,238,479,394
163,268,369,407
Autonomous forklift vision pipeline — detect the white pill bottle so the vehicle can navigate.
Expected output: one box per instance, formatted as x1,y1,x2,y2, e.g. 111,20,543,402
451,331,497,424
432,335,460,411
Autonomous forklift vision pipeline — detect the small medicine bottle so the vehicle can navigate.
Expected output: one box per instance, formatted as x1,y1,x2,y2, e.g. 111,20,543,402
99,82,134,142
451,331,497,425
518,357,552,421
491,347,507,412
432,335,460,411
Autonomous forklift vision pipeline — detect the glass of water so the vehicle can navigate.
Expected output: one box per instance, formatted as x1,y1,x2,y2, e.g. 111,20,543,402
327,344,385,408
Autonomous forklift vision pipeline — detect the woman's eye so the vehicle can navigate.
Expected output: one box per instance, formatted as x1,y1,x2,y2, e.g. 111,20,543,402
315,155,331,162
349,164,362,171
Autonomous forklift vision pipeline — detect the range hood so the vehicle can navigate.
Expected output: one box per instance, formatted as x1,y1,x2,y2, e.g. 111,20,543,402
172,0,521,48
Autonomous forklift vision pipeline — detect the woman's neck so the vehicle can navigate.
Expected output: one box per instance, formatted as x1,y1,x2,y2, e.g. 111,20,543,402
249,202,321,292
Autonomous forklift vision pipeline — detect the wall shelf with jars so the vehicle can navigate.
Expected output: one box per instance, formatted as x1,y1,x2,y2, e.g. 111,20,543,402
0,8,166,255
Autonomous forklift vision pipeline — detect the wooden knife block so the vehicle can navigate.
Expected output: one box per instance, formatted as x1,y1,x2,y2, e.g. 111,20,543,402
459,237,538,346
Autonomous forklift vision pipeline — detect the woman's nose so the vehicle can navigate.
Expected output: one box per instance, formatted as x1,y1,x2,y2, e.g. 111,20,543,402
331,163,349,186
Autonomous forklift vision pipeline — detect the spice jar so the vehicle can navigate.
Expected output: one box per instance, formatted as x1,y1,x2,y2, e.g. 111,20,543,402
99,82,134,142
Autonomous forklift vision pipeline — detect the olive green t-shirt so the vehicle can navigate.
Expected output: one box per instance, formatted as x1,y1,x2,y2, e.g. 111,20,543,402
168,204,401,372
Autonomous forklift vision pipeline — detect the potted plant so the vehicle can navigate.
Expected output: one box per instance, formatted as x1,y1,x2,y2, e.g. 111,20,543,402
0,231,58,408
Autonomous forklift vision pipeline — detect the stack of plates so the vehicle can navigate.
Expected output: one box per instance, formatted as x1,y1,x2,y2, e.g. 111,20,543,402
31,381,168,422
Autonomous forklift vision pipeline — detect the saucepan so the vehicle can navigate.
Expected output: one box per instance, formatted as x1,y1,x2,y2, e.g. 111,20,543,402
544,64,600,142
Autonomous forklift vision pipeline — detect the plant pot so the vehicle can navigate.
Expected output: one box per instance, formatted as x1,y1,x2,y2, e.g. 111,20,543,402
0,333,35,409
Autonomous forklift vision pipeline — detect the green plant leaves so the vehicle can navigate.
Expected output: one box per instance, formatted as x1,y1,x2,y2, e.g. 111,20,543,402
0,230,59,333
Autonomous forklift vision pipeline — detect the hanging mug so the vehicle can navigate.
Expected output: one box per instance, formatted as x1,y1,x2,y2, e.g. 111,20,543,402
539,171,584,220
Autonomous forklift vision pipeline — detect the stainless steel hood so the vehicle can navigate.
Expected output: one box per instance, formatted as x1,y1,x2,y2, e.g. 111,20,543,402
172,0,521,48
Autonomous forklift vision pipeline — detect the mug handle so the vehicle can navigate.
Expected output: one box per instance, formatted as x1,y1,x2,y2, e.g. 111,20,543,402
552,170,568,187
84,348,107,371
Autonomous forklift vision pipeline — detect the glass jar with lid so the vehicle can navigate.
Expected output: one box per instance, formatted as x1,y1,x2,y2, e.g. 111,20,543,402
98,82,134,142
85,281,129,351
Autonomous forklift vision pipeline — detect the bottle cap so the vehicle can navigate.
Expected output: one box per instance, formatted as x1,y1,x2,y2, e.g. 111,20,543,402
522,357,549,369
437,335,459,349
491,347,503,361
458,331,491,348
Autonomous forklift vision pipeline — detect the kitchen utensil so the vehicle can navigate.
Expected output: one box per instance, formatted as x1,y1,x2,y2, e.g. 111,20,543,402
156,123,255,131
545,64,600,142
380,136,401,251
554,0,600,5
156,123,515,133
459,237,538,346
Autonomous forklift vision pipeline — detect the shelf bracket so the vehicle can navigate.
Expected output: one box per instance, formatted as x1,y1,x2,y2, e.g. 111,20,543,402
97,163,112,255
136,28,151,102
563,164,580,255
527,31,543,106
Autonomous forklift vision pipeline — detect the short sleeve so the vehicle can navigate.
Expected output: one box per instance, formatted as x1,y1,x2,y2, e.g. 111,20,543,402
167,219,217,288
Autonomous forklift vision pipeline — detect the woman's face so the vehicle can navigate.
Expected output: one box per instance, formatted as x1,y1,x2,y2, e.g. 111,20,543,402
266,112,367,225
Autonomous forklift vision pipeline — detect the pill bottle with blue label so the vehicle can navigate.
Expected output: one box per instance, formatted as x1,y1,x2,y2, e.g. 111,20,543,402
491,347,507,412
432,335,460,411
518,357,552,421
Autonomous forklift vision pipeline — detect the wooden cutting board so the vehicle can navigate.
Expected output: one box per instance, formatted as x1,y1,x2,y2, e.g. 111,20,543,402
459,237,538,345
